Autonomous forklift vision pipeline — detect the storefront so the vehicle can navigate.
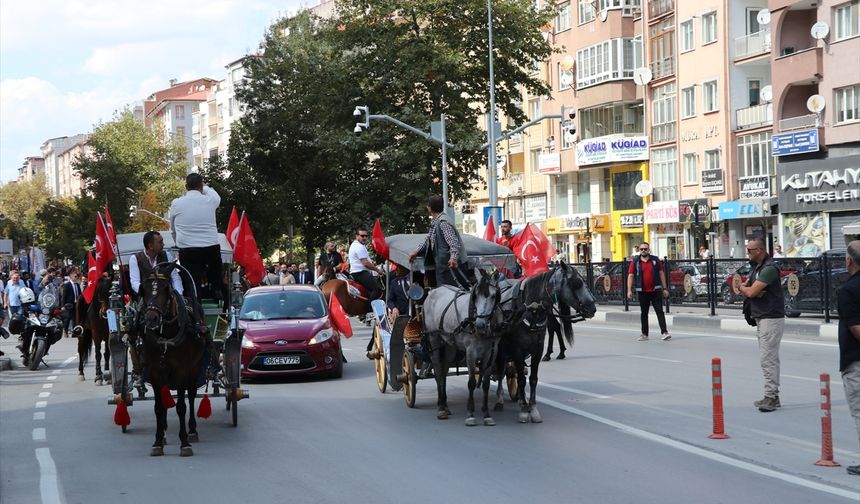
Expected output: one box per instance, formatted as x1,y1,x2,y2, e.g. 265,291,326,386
715,198,774,257
644,200,683,259
546,213,591,263
678,198,714,259
778,158,860,255
609,163,649,260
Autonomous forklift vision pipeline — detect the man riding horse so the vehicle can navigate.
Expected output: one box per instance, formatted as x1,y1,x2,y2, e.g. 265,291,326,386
408,195,471,289
348,227,385,300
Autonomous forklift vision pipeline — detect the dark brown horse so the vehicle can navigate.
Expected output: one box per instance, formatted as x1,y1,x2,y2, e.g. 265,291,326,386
319,263,381,317
76,277,112,384
140,263,205,457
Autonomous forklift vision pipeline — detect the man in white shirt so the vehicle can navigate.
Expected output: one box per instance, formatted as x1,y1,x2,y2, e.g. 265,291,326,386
129,231,183,297
169,173,222,304
348,228,384,300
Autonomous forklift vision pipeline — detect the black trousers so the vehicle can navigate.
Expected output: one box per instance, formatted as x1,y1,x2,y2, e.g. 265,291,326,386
178,245,223,303
637,291,668,336
352,270,381,300
436,265,471,290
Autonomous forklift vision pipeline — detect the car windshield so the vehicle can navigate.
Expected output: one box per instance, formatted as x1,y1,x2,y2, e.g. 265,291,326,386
239,291,326,321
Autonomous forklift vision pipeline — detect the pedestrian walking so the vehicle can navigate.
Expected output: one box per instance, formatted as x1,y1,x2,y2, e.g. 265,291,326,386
837,240,860,476
627,242,670,341
738,237,785,412
772,244,784,258
262,266,280,286
3,271,24,316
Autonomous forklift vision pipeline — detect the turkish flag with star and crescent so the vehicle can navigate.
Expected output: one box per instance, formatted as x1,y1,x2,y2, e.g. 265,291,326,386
226,207,240,249
82,251,99,303
328,293,352,338
233,212,266,287
103,207,119,257
511,224,556,277
95,212,116,273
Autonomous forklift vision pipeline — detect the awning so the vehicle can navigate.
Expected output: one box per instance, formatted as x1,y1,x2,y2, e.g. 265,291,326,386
843,220,860,236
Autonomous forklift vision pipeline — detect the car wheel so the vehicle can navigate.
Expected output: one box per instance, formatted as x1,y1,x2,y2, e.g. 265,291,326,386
329,348,344,379
784,295,800,318
721,284,734,305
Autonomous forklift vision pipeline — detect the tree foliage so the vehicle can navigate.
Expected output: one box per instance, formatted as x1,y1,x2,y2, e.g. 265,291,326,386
0,174,52,251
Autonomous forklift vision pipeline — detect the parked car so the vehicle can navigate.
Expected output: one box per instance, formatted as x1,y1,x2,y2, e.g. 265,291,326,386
782,252,849,318
720,260,802,305
593,263,625,299
239,285,343,379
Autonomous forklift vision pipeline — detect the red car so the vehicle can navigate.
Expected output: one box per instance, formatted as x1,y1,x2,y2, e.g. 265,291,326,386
239,285,343,379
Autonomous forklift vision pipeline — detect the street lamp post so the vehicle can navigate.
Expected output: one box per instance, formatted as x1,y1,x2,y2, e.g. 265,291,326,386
486,0,499,207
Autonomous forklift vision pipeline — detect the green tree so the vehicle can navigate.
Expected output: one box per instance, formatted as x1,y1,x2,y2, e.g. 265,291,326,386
33,196,100,260
0,174,52,249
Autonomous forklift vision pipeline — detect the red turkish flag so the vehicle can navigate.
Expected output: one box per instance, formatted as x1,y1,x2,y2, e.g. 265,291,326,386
103,207,118,256
328,293,352,338
233,213,266,287
512,224,556,277
372,218,390,261
82,252,99,303
226,207,240,249
483,214,496,242
95,213,116,273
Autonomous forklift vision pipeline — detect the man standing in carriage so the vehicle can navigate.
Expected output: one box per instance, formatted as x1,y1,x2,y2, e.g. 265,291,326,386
408,195,470,289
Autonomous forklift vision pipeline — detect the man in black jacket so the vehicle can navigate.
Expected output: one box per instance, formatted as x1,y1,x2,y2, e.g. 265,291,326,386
61,270,82,337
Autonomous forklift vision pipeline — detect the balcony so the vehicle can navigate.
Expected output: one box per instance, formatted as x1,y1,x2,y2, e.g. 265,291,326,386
508,133,523,154
650,58,675,80
736,103,773,131
651,121,676,145
779,113,818,132
648,0,674,21
734,30,771,61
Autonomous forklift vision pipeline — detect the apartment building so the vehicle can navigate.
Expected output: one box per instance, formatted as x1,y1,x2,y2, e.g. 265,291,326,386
17,156,44,183
769,0,860,254
40,134,89,198
192,57,252,167
55,138,92,198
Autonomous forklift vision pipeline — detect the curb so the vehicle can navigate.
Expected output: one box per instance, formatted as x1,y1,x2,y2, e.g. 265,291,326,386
588,310,838,340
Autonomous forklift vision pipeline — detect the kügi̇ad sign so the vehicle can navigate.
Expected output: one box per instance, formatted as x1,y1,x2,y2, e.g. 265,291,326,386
576,136,649,167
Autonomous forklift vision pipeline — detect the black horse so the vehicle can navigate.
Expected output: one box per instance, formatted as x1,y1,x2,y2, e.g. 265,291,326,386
76,277,112,384
494,262,596,423
140,263,206,457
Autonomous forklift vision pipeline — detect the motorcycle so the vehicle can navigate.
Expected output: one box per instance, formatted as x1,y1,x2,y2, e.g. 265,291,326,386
14,285,64,370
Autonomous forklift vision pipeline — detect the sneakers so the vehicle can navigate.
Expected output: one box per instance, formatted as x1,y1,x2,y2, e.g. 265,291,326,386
637,334,649,341
754,395,780,412
661,333,671,341
847,465,860,476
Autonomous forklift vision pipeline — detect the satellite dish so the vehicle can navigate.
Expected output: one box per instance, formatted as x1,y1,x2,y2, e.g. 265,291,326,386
759,85,773,103
633,67,653,86
756,9,771,26
635,180,654,198
806,94,826,113
560,54,575,71
599,9,608,22
810,22,830,40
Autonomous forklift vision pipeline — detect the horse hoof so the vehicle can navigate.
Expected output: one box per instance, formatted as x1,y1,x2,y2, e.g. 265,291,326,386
180,446,194,457
557,353,566,360
78,375,85,382
541,354,551,362
150,446,164,457
95,378,103,386
188,432,199,443
530,408,543,423
437,410,449,420
465,417,477,427
493,402,504,412
518,412,530,423
483,417,496,426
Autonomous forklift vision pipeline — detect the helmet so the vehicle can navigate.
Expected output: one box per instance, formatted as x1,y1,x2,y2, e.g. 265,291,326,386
8,313,26,334
18,287,35,304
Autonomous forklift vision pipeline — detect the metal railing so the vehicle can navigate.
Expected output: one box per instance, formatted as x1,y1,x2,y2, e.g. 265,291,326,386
779,113,819,132
736,103,773,130
651,121,676,144
650,58,675,80
734,30,771,60
648,0,674,20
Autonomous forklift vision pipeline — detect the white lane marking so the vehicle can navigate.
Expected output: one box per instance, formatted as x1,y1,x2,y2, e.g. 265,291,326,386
51,370,62,375
38,392,51,398
63,355,75,365
47,376,57,381
625,355,682,363
35,401,47,408
34,412,45,420
579,324,839,348
42,384,53,389
32,428,46,441
35,447,62,504
539,396,859,501
541,382,610,399
784,374,843,387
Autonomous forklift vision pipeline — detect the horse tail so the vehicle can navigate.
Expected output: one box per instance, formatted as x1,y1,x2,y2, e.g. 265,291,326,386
78,329,92,363
558,304,574,346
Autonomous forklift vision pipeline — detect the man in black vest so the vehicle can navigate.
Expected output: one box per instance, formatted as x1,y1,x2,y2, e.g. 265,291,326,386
627,242,670,341
837,240,860,476
739,236,785,412
408,195,470,289
129,231,184,298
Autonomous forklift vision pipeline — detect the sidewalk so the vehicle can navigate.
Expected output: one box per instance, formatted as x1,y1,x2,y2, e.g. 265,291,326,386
587,303,838,340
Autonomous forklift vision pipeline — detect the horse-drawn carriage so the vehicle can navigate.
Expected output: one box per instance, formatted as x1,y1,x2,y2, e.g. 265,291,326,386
368,233,597,426
96,232,249,448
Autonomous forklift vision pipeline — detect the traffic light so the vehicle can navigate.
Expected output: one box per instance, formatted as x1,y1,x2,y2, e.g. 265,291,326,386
561,105,577,143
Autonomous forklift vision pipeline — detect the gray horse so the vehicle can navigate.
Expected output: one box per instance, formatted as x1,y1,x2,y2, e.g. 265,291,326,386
422,269,503,426
494,262,596,423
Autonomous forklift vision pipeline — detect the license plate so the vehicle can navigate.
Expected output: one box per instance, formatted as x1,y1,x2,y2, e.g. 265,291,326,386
263,356,300,366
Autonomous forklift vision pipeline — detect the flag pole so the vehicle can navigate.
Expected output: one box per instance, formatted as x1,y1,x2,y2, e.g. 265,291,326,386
99,210,126,295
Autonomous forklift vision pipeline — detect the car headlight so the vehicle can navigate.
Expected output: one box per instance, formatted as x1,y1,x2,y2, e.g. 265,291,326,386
241,335,256,349
309,329,333,345
38,314,49,324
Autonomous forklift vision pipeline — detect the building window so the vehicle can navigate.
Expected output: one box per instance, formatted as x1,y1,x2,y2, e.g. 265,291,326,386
579,101,643,139
702,11,717,44
578,0,595,24
175,105,185,120
649,17,675,79
651,147,678,201
575,38,641,89
553,174,571,216
612,170,643,211
577,171,591,213
217,103,224,119
748,80,761,107
704,148,720,172
651,82,676,144
835,85,859,123
737,131,772,178
559,64,574,91
176,126,186,139
703,80,718,113
834,1,859,40
555,2,572,33
229,97,235,117
680,19,694,52
528,97,541,120
681,86,696,118
683,153,697,185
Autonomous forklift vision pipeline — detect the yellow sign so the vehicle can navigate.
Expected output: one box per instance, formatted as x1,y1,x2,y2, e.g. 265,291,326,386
592,214,611,233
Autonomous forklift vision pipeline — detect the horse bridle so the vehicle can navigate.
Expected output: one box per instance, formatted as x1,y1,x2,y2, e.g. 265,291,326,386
465,277,502,333
545,268,587,323
143,272,180,335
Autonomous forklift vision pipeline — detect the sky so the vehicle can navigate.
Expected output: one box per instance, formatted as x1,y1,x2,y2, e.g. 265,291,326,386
0,0,314,183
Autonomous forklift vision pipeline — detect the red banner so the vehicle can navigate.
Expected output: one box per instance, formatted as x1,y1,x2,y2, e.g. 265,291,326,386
233,213,265,287
483,214,497,243
511,224,556,277
82,252,99,303
372,218,390,261
226,207,240,249
328,294,352,338
95,213,116,273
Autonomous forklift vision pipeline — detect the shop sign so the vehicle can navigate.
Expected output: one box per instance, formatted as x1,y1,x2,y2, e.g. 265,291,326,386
524,194,547,222
779,163,860,213
644,201,680,224
620,213,644,229
559,213,591,231
592,214,611,233
739,176,771,199
537,152,561,175
701,169,724,193
717,199,764,220
772,129,819,156
576,135,649,167
678,199,711,224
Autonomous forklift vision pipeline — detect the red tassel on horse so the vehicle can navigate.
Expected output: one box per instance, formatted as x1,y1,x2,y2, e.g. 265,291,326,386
196,394,212,419
114,399,131,426
160,385,176,408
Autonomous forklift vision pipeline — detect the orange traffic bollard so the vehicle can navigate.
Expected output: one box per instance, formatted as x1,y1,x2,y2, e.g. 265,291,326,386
815,373,840,467
708,357,729,439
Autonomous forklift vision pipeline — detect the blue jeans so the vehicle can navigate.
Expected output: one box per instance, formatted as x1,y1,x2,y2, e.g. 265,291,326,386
7,305,22,316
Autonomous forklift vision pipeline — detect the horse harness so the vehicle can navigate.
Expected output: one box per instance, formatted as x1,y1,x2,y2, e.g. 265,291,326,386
430,283,501,344
142,271,190,349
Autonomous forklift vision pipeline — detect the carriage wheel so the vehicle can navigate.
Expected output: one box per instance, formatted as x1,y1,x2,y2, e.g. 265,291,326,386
403,351,417,408
373,325,387,393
